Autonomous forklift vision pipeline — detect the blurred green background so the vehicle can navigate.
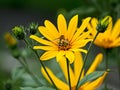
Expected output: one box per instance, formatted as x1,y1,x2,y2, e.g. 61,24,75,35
0,0,120,90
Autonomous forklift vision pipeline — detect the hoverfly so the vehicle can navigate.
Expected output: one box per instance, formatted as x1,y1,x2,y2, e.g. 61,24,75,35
58,35,69,47
52,35,70,50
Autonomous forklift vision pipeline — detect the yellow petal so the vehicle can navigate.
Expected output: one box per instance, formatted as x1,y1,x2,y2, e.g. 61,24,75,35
44,20,60,38
91,18,98,32
30,35,53,46
111,19,120,40
70,49,87,54
58,57,76,87
40,51,58,60
103,17,113,39
74,52,84,84
56,51,66,62
77,31,92,42
71,39,92,49
104,16,113,34
41,67,69,90
76,30,92,41
58,56,68,80
65,51,75,64
87,23,96,38
67,15,78,41
86,53,103,75
87,23,93,33
94,33,104,46
33,46,58,50
39,26,56,41
81,72,107,90
87,18,98,39
71,17,91,43
91,18,98,28
57,14,67,36
110,37,120,47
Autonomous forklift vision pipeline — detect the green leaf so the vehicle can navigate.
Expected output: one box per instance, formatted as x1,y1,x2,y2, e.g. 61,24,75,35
77,71,105,88
20,87,56,90
11,66,25,82
21,73,39,87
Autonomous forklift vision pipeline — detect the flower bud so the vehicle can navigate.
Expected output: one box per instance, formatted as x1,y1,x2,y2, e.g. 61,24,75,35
29,22,38,34
12,26,25,40
12,49,20,59
4,32,17,49
96,16,111,33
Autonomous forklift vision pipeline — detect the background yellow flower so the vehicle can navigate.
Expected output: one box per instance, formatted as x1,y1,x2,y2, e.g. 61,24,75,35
87,17,120,48
4,32,17,48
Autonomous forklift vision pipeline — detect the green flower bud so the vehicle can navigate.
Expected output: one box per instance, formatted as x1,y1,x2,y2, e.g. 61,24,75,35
96,16,111,33
12,26,25,40
29,22,38,34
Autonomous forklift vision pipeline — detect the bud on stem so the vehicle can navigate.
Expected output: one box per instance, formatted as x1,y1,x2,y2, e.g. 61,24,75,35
96,16,111,33
29,22,38,35
12,26,25,40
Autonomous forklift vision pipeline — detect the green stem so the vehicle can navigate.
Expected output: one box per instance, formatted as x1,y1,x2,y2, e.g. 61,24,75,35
66,58,71,90
117,53,120,80
117,60,120,80
104,49,109,90
76,32,99,89
21,56,28,67
34,50,57,89
23,39,57,89
105,49,109,70
117,48,120,80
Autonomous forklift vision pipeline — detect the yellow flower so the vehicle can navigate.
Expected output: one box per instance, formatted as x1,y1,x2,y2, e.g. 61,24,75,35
30,14,92,63
4,32,17,48
41,52,107,90
87,16,120,48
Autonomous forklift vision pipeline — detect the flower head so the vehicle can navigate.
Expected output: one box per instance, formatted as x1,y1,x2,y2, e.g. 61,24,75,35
30,14,91,63
41,52,107,90
87,16,120,48
4,32,17,49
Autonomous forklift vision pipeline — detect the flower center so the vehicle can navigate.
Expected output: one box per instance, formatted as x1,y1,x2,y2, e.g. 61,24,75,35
58,35,71,50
